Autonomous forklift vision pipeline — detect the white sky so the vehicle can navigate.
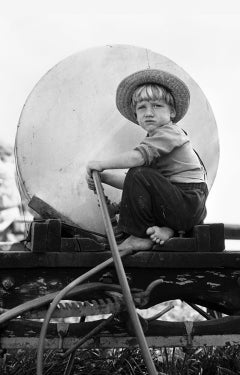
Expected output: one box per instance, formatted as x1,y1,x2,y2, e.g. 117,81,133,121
1,0,240,225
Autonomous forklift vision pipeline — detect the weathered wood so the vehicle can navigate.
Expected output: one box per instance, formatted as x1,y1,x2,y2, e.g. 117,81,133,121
26,218,227,253
46,219,61,252
30,221,48,252
1,250,240,269
2,316,240,349
0,266,239,314
27,216,108,252
194,225,211,252
210,223,225,251
153,238,196,252
224,224,240,239
2,334,240,349
4,317,240,337
28,195,77,226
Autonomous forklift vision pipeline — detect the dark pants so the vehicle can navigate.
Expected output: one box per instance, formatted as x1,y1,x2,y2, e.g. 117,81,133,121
118,167,208,238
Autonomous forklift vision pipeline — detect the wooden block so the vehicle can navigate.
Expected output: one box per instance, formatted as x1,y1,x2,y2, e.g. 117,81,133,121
30,221,48,253
75,238,106,252
209,223,225,252
28,195,77,226
193,225,211,252
153,238,197,252
60,237,106,252
46,219,61,252
224,224,240,240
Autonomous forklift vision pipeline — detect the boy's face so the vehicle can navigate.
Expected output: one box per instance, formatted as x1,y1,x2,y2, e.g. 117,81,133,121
135,99,175,136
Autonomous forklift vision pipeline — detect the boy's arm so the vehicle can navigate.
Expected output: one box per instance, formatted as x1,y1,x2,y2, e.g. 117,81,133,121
86,170,126,190
99,171,126,190
86,150,145,176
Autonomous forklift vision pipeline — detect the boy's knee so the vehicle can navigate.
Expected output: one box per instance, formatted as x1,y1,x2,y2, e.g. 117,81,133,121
126,167,154,185
125,167,169,188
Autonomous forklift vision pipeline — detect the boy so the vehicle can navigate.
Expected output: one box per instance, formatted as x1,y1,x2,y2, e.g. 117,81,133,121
86,69,208,250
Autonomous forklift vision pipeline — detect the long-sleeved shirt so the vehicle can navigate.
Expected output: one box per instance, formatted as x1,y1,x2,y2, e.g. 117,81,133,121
134,122,205,183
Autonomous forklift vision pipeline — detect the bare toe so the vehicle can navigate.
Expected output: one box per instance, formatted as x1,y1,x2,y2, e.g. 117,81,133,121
146,227,155,236
146,226,174,245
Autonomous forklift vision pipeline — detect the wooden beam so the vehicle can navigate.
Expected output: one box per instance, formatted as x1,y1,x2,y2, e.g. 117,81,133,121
224,224,240,240
2,335,240,349
0,250,240,269
28,195,78,227
2,316,240,348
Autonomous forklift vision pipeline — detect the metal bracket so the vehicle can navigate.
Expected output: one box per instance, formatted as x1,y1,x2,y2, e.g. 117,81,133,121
184,321,193,347
57,322,70,351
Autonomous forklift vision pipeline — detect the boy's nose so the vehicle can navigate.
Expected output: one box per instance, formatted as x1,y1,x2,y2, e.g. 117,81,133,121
145,106,154,116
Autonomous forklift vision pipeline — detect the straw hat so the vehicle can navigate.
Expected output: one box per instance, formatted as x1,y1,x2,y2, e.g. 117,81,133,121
116,69,190,124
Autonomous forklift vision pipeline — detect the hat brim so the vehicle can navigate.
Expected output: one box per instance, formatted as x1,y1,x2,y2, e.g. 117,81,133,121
116,69,190,124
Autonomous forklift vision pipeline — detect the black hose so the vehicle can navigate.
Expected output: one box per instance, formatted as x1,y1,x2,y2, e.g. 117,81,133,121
36,248,132,375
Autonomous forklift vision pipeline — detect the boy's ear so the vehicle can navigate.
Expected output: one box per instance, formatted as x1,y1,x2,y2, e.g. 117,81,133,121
170,108,176,119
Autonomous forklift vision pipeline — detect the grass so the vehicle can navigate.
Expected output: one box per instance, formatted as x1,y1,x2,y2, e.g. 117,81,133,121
2,345,240,375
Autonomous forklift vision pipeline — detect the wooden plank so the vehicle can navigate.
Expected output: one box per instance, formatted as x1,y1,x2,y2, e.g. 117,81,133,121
224,224,240,240
2,335,240,349
2,317,240,348
153,238,197,252
1,250,240,269
28,195,78,226
3,315,240,336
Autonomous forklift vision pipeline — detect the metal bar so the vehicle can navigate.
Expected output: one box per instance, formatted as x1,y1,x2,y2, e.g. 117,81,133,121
92,171,158,375
147,302,175,322
61,315,114,359
185,302,214,320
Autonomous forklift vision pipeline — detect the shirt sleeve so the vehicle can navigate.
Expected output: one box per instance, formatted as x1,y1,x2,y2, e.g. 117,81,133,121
134,125,188,165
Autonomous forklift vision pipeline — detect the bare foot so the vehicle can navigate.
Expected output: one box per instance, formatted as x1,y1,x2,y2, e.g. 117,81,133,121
118,235,153,251
146,226,174,245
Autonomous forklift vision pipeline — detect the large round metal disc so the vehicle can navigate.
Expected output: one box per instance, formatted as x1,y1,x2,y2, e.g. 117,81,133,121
15,45,219,233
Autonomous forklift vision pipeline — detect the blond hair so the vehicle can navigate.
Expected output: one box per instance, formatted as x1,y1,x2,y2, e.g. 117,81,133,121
131,84,175,116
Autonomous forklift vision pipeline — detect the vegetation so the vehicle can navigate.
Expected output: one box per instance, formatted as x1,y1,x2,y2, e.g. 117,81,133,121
2,344,240,375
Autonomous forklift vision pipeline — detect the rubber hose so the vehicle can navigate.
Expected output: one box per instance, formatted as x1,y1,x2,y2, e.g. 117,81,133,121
36,248,132,375
92,171,158,375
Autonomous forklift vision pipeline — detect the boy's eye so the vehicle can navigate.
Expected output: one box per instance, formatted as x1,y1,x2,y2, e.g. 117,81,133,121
136,104,145,110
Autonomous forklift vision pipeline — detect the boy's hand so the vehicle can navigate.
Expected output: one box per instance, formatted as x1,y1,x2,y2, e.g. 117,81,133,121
86,174,96,191
86,161,104,192
86,160,104,176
